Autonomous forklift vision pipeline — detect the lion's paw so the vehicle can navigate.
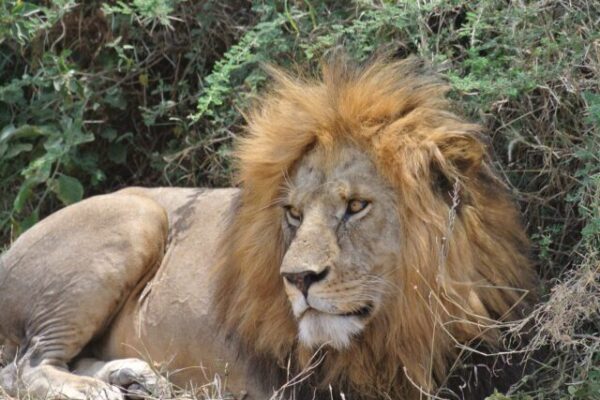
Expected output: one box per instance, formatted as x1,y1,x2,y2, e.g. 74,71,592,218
103,359,172,399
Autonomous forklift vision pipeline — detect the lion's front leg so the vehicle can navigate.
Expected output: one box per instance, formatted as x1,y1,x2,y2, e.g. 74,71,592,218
10,360,123,400
0,192,169,399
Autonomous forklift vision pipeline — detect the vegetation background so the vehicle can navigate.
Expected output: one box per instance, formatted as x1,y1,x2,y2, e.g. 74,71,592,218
0,0,598,398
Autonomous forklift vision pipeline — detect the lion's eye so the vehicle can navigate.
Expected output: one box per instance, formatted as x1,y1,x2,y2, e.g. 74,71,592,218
285,206,302,226
346,199,370,216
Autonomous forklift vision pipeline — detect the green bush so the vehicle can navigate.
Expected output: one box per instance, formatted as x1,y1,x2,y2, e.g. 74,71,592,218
0,0,252,237
0,0,598,398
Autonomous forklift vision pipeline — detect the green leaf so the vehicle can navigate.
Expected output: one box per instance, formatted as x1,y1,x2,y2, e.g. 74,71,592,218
12,210,39,238
22,155,53,182
100,128,118,142
0,82,24,104
4,143,33,159
13,180,36,213
50,174,84,206
0,124,17,143
108,142,127,164
104,86,127,110
1,124,49,145
567,385,578,395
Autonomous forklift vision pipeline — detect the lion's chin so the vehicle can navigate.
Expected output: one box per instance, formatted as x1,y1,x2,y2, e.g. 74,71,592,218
298,311,365,350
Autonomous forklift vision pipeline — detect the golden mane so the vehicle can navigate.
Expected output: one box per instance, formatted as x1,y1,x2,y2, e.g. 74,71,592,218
214,55,536,398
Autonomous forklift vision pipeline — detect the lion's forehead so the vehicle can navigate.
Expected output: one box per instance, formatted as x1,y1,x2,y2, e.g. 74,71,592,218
289,144,383,201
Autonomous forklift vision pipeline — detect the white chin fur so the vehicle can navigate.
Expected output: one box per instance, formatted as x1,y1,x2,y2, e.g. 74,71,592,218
298,312,365,350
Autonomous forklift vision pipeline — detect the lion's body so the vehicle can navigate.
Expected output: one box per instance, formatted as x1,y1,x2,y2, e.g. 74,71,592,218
0,56,536,400
0,187,268,398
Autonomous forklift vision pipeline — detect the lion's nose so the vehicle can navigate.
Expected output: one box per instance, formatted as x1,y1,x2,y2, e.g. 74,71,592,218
282,267,330,297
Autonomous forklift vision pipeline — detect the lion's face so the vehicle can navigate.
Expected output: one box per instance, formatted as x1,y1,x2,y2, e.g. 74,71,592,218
280,144,401,349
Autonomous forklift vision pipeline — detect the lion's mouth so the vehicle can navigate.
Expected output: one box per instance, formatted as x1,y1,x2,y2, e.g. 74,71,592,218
300,302,374,319
340,302,373,318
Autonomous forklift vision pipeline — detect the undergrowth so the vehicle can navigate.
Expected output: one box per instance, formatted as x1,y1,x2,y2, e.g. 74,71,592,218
0,0,598,399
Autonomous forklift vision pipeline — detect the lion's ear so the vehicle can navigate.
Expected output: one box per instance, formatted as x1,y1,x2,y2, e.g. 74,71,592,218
435,133,485,175
431,133,486,201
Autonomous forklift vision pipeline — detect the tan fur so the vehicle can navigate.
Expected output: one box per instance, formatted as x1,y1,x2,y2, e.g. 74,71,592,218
214,55,536,398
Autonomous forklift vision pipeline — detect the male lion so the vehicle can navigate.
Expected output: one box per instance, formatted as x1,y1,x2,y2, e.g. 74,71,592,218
0,56,536,399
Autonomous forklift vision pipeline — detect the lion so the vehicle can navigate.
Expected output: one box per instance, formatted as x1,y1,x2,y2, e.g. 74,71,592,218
0,55,536,400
